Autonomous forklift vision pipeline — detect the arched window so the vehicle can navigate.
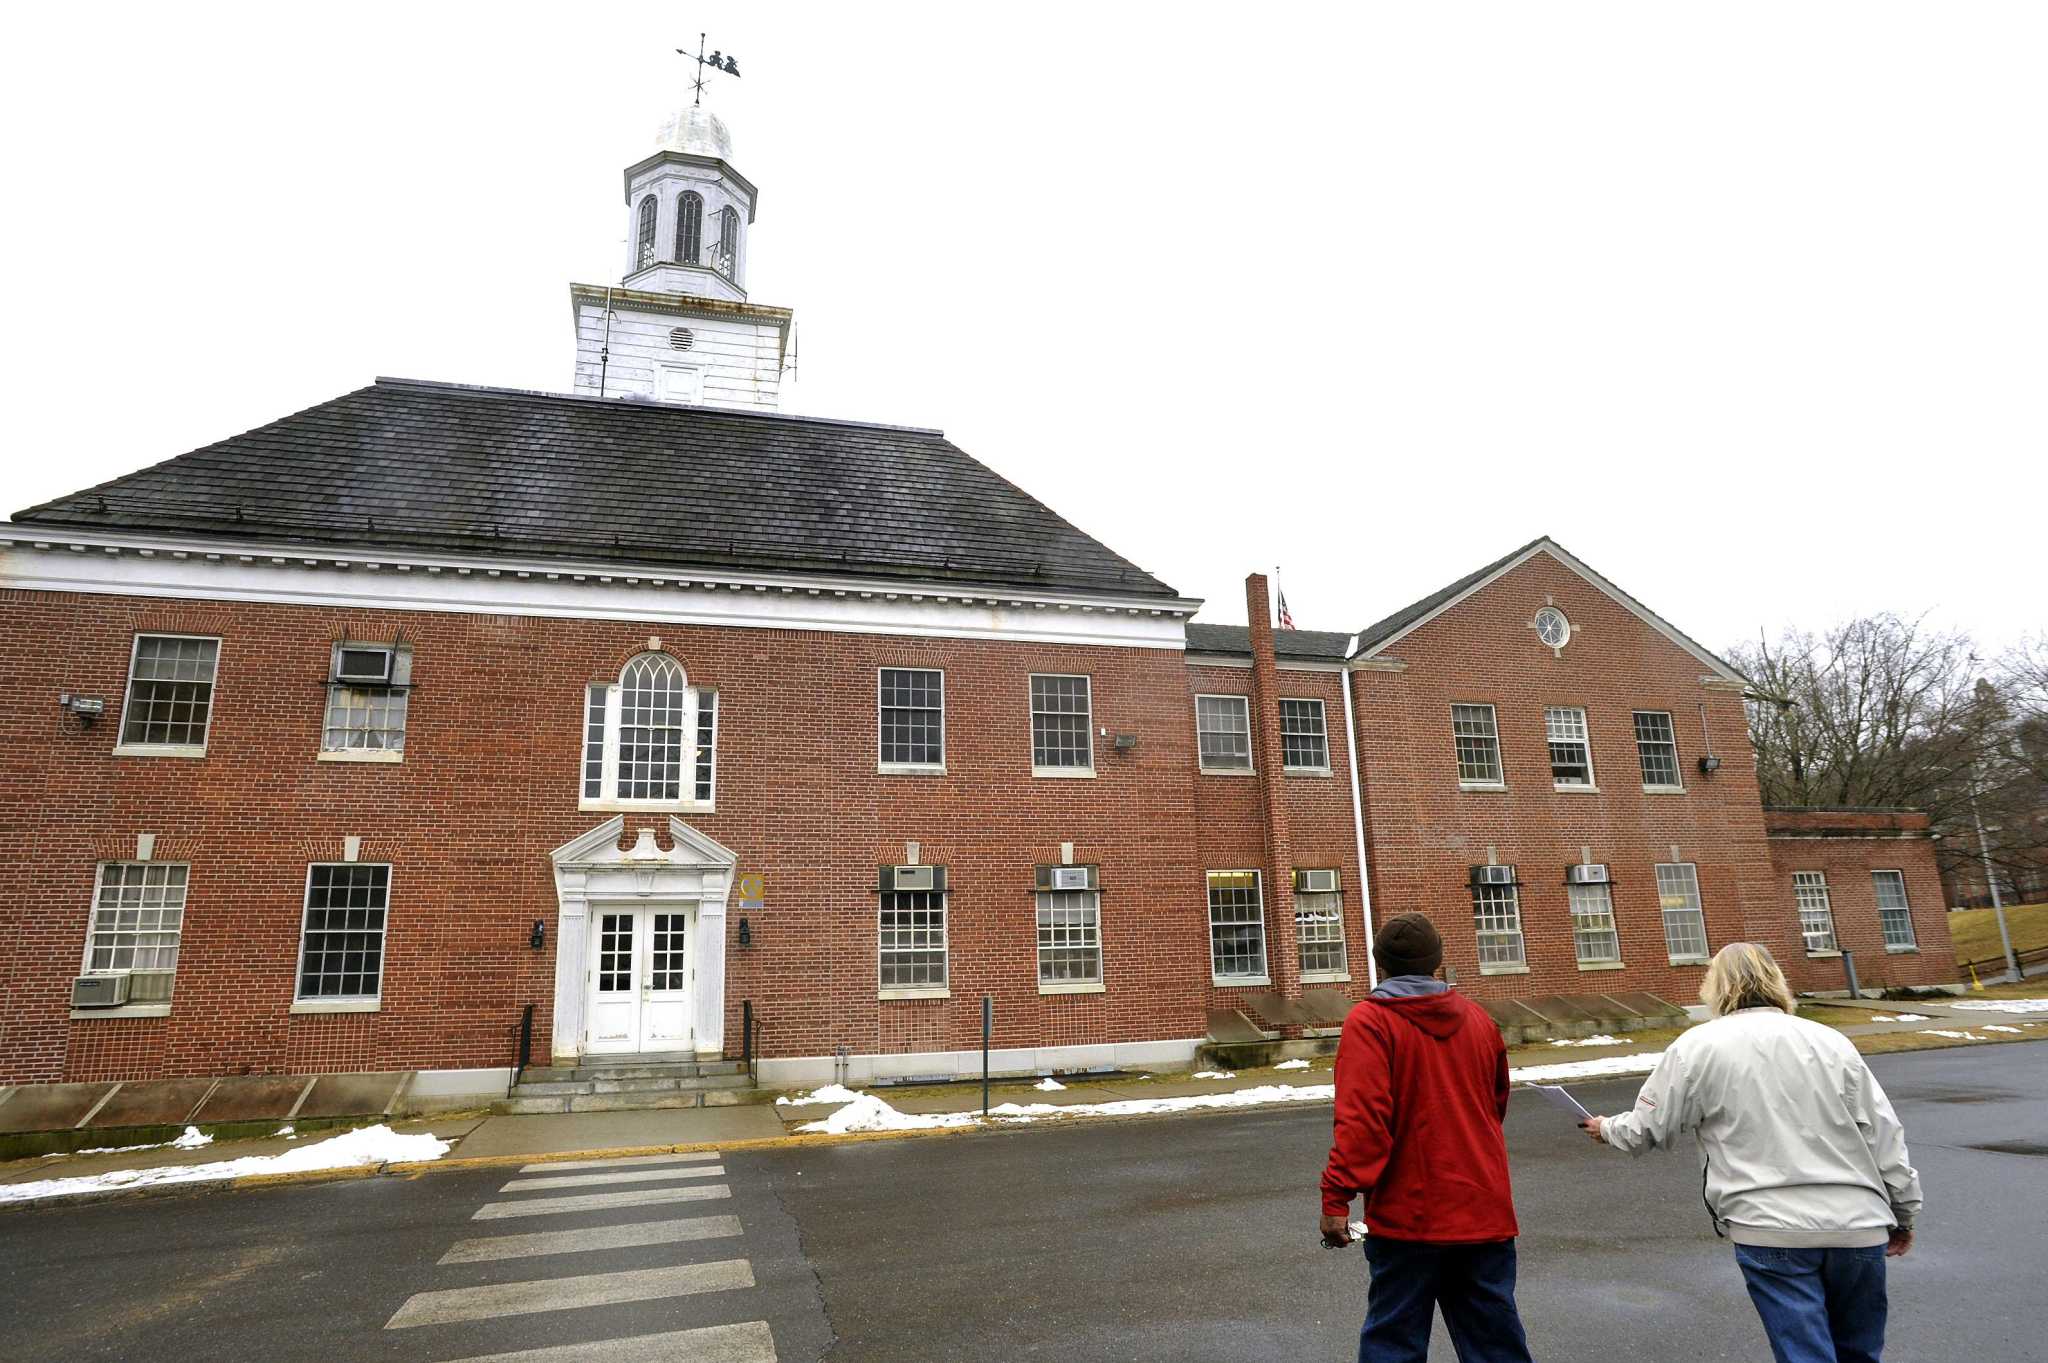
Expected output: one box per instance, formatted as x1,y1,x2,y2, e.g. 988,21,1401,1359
635,197,658,270
581,654,719,806
716,206,740,278
677,192,703,265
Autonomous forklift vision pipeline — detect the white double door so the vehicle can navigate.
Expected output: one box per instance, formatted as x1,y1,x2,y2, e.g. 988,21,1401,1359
585,904,696,1055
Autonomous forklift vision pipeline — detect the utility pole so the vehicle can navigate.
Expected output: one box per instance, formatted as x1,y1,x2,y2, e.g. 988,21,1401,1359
1969,777,2020,982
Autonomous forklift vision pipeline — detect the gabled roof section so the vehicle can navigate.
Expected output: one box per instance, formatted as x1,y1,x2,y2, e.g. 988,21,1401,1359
1184,623,1353,663
12,378,1181,601
1351,536,1751,686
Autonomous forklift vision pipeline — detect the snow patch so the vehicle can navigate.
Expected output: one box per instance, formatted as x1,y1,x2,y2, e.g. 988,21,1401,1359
776,1084,862,1106
986,1084,1336,1124
1508,1053,1664,1085
0,1124,450,1205
1924,1030,1986,1041
1981,1025,2023,1034
274,1125,297,1139
1033,1077,1066,1091
1951,999,2048,1014
1868,1014,1931,1023
169,1126,213,1150
1191,1070,1236,1080
1550,1034,1623,1048
794,1094,978,1135
1273,1059,1312,1071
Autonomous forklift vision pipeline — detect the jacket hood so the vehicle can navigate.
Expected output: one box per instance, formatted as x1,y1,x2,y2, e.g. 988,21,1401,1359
1366,989,1471,1040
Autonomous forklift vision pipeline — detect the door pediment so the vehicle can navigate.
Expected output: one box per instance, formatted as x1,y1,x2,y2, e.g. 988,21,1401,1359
551,815,739,871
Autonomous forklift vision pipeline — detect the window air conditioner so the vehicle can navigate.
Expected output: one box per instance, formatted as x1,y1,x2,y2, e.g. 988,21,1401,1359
1294,868,1341,894
1035,864,1100,892
879,865,946,893
1565,863,1612,886
1469,864,1517,887
72,974,131,1008
335,646,395,685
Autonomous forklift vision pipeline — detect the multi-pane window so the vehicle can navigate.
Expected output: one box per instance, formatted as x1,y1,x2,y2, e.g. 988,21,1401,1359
1296,891,1348,978
715,205,741,277
677,191,703,264
1452,704,1503,784
1655,863,1710,962
1472,882,1526,968
297,864,390,1001
1792,871,1838,953
1196,694,1253,771
1030,674,1093,771
879,890,947,991
1872,871,1916,949
1208,871,1267,980
85,863,187,974
1569,882,1621,965
1280,699,1329,771
1036,890,1102,986
879,668,944,768
1633,710,1682,789
596,912,632,993
323,645,410,753
120,635,219,749
580,654,717,806
635,196,658,269
650,912,687,991
1545,706,1593,787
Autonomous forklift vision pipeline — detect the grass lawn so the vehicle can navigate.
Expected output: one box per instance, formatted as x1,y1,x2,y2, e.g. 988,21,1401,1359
1947,901,2048,963
1950,977,2048,1000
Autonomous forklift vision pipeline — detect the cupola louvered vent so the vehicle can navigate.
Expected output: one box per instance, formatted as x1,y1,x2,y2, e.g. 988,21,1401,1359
668,327,695,351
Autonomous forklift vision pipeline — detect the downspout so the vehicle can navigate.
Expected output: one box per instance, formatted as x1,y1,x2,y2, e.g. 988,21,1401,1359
1340,636,1378,988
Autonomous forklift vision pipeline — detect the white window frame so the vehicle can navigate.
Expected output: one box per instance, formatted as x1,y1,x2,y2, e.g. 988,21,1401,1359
82,861,188,977
1036,889,1104,993
877,666,946,774
878,888,949,998
1792,870,1838,955
319,642,411,762
113,633,221,758
1872,870,1917,951
1568,881,1623,967
1206,870,1269,985
1655,862,1711,964
1633,710,1686,792
579,655,717,812
1472,881,1527,972
1029,673,1095,777
1280,698,1331,774
1295,888,1349,981
1452,703,1504,788
1545,706,1595,789
292,862,392,1013
1195,693,1255,774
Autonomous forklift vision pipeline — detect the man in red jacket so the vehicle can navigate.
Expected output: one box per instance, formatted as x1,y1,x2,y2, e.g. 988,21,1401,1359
1320,912,1533,1362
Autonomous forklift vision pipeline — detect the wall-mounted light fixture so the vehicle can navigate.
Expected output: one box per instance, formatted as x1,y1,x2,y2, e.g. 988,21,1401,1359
59,694,105,727
1698,755,1722,775
529,919,546,950
737,917,752,948
1113,733,1139,752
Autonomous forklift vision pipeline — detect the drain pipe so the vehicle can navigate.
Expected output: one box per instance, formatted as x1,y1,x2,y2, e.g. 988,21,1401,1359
1340,636,1378,989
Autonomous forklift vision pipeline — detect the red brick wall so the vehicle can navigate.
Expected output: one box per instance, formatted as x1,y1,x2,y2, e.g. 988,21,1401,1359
1762,810,1956,991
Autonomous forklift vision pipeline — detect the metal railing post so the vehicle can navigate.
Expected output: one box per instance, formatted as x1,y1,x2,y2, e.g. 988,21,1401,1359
742,1000,754,1080
982,995,993,1118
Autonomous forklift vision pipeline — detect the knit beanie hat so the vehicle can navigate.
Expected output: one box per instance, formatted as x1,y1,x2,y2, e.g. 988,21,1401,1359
1373,912,1444,978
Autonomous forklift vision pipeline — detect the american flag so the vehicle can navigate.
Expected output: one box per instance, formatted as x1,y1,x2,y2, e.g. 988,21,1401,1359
1277,591,1295,630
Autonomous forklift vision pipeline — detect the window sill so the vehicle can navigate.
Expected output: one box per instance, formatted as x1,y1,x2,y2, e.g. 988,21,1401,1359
877,763,946,776
1668,956,1710,967
1884,945,1920,955
1284,766,1333,778
1805,949,1843,960
579,799,717,815
318,749,404,764
1031,767,1095,779
1642,785,1688,796
1211,976,1272,988
1553,784,1599,794
1199,766,1257,777
112,744,208,759
290,998,382,1014
878,988,950,1001
1039,980,1106,995
1576,961,1628,972
1459,782,1508,793
70,1003,172,1020
1301,971,1352,985
1479,963,1531,976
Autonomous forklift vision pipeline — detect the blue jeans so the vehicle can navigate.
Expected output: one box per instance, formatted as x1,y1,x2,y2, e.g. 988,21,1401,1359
1734,1243,1888,1363
1359,1236,1534,1363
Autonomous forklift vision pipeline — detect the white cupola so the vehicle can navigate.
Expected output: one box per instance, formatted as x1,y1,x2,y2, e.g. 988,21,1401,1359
620,104,757,302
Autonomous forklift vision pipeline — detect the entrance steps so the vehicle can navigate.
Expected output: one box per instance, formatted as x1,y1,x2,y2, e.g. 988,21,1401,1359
493,1054,754,1115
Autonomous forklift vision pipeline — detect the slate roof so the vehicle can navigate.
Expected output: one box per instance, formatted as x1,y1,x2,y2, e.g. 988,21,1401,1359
1183,624,1353,662
1352,537,1547,654
11,378,1180,600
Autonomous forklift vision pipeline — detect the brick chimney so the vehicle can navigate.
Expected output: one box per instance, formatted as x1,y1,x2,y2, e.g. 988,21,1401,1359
1245,573,1302,998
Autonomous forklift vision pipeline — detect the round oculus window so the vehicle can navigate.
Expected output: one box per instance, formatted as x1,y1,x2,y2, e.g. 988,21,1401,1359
668,327,695,351
1533,607,1570,648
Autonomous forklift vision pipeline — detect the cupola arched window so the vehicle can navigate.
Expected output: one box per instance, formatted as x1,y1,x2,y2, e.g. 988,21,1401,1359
715,206,740,279
580,653,718,807
635,197,658,270
677,192,704,265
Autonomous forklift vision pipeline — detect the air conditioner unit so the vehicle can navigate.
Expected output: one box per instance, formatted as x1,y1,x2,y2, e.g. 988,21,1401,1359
335,646,394,685
1565,863,1612,886
1035,864,1100,892
1294,868,1341,894
1470,864,1517,887
878,864,946,894
71,974,130,1008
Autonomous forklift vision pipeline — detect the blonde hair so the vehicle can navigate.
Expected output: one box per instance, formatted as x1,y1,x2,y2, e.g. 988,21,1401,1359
1699,942,1797,1017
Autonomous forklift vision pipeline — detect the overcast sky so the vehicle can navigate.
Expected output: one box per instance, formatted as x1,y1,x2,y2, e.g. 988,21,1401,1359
4,4,2042,652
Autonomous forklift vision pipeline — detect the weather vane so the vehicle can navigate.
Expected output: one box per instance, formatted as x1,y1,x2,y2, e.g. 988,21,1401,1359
678,33,740,107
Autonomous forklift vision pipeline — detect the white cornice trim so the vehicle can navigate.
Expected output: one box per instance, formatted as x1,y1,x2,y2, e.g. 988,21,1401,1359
2,529,1199,650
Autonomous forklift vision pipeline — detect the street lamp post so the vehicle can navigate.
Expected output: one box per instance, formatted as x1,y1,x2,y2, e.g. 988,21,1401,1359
1970,785,2020,983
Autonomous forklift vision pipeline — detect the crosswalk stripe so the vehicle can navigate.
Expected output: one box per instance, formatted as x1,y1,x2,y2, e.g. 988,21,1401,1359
473,1185,730,1220
516,1151,720,1174
385,1259,754,1329
439,1214,744,1264
432,1319,777,1362
498,1165,725,1193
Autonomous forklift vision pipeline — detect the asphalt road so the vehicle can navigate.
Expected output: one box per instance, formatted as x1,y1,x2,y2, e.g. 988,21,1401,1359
1,1042,2041,1362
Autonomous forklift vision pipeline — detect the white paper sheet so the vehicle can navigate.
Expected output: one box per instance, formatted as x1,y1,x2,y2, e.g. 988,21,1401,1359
1532,1084,1594,1120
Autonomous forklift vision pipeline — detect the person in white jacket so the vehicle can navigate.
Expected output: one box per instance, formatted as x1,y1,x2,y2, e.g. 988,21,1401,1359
1581,941,1920,1363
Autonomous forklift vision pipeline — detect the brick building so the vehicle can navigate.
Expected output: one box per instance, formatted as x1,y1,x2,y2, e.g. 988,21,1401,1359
0,92,1954,1104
